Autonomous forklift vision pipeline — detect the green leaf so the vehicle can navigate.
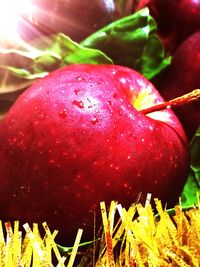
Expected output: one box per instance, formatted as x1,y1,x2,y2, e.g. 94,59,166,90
57,33,113,65
33,33,113,69
80,7,171,79
0,34,112,93
0,65,48,80
181,127,200,206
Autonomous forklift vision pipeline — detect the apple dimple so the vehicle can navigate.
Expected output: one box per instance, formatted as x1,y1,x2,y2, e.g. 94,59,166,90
59,109,68,119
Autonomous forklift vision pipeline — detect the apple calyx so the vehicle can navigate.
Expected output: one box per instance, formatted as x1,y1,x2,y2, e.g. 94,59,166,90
139,89,200,114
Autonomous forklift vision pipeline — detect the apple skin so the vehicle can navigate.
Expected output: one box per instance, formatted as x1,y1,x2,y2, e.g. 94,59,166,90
144,0,200,52
152,31,200,140
18,0,134,42
0,64,189,244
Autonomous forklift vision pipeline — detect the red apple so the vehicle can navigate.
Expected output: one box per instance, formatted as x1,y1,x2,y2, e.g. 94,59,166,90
18,0,134,42
152,31,200,140
138,0,200,52
0,64,189,244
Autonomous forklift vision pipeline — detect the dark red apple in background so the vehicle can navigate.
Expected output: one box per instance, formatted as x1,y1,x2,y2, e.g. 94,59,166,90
0,64,189,244
18,0,134,42
135,0,200,53
152,31,200,140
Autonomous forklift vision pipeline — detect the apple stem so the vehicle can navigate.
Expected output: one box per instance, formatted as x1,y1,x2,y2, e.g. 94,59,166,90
140,89,200,114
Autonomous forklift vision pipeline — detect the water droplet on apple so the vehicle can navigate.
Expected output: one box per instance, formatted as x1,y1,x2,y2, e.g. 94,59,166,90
17,141,23,147
84,184,91,190
34,164,39,171
123,182,128,188
72,153,77,159
119,77,126,84
76,193,81,198
76,76,86,81
54,210,58,215
93,161,98,166
12,137,17,144
49,159,55,165
128,113,134,119
37,142,42,147
121,105,126,111
72,100,85,109
74,89,81,95
56,139,60,145
64,185,68,192
112,93,118,99
107,100,112,106
18,131,24,137
91,117,99,125
59,109,67,119
62,151,68,157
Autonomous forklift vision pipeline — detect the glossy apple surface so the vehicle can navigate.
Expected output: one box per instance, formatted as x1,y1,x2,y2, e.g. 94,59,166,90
146,0,200,52
153,31,200,139
18,0,134,42
0,64,189,244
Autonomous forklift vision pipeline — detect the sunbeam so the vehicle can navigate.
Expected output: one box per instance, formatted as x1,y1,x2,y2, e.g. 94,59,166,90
0,0,33,39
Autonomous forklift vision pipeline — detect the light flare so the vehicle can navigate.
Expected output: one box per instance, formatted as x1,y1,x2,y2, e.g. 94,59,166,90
0,0,33,42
